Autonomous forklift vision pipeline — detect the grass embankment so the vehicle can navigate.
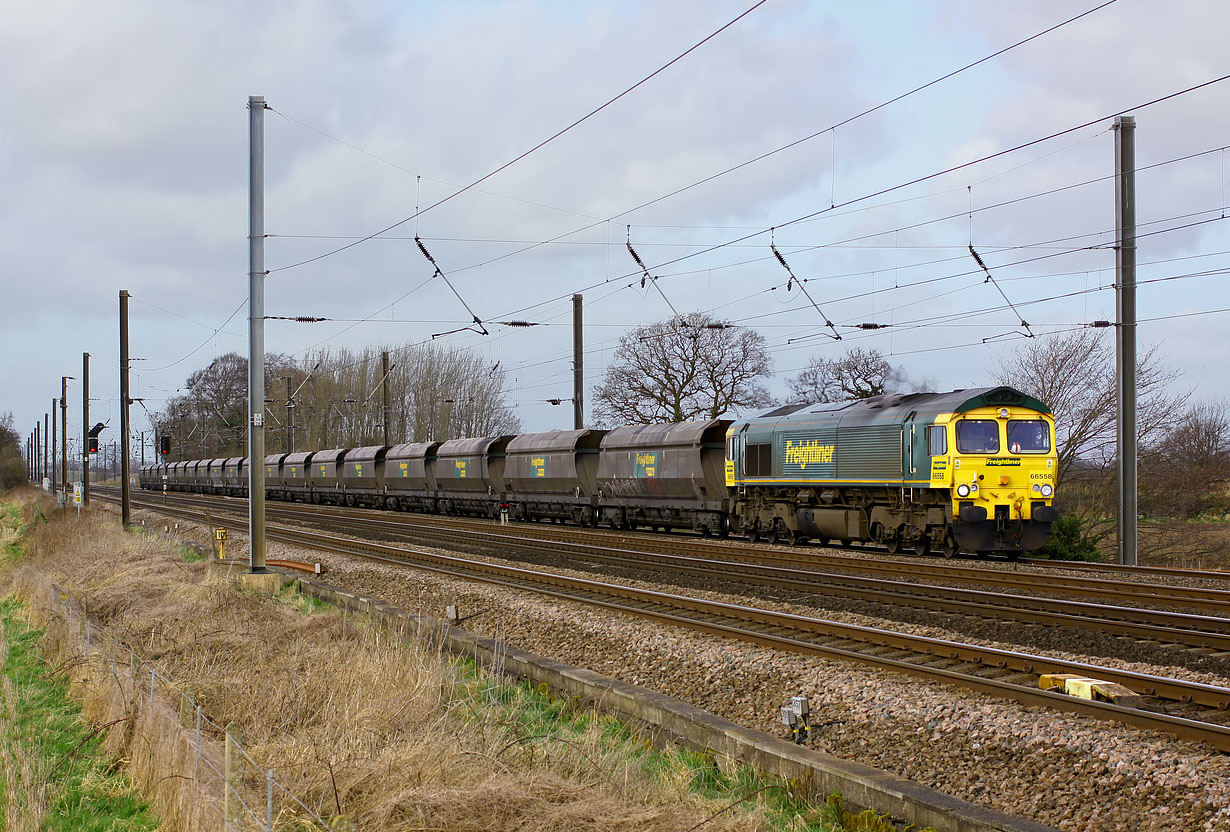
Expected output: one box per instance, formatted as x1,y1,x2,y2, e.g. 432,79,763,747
0,498,157,831
0,494,868,832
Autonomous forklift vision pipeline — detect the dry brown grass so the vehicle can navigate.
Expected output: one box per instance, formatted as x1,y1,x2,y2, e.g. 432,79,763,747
1138,519,1230,569
3,495,780,832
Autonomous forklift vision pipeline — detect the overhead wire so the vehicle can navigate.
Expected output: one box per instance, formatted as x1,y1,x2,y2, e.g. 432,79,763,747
260,0,1122,377
479,73,1230,329
767,210,1228,342
269,0,770,274
415,0,1121,283
269,109,603,221
164,74,1224,405
507,216,1230,392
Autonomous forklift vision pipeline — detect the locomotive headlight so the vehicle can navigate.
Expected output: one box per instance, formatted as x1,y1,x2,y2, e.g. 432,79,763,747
1032,484,1041,493
956,483,971,498
1040,484,1053,497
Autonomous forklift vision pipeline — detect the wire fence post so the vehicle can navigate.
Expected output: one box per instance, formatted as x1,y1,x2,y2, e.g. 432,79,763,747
149,669,155,713
267,769,274,831
225,724,243,830
194,705,202,786
129,646,138,681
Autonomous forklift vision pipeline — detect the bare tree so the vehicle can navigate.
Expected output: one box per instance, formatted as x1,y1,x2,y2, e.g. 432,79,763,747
154,344,523,458
787,347,905,403
592,313,772,425
992,328,1188,483
150,352,293,458
1142,400,1230,516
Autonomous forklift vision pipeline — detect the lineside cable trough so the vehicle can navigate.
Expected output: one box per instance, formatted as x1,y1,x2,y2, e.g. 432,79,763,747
209,526,324,575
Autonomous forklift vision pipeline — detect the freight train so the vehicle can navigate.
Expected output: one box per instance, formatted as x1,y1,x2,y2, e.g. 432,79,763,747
139,385,1059,557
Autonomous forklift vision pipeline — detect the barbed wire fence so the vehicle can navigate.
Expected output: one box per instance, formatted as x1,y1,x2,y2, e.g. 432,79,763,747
52,591,338,832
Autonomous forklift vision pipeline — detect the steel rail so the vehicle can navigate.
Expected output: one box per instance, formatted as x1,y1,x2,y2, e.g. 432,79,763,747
248,498,1230,610
118,486,1230,600
1021,557,1230,580
109,492,1230,751
136,489,1230,615
256,504,1230,650
115,488,1230,635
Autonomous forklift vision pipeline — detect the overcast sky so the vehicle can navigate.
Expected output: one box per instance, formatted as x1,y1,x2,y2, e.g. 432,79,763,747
4,0,1228,454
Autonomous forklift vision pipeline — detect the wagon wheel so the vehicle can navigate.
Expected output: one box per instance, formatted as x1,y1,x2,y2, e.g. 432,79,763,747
747,525,762,544
785,529,807,547
765,524,781,545
884,535,902,555
913,538,931,557
941,536,960,559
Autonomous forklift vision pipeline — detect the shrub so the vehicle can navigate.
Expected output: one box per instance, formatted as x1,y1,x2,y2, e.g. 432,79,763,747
1037,515,1103,562
0,455,25,489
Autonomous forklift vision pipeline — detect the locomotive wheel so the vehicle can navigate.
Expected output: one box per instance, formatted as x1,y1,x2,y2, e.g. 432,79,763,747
941,536,960,558
884,536,902,555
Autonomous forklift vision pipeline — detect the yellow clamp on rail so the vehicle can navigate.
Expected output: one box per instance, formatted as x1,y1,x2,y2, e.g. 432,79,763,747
1039,674,1145,709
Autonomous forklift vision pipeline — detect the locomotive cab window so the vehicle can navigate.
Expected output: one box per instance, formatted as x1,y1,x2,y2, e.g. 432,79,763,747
927,425,947,456
956,420,999,454
1007,420,1050,453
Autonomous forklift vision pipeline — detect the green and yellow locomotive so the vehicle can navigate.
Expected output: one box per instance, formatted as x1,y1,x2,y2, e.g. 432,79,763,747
725,386,1059,557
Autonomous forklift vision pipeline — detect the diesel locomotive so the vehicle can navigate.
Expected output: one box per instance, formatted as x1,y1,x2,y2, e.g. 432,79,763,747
140,385,1058,557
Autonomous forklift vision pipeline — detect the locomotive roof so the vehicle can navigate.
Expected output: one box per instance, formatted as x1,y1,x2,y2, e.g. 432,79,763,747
746,386,1050,422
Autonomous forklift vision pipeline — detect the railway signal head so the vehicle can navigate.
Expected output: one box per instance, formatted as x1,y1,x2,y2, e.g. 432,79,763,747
160,436,171,456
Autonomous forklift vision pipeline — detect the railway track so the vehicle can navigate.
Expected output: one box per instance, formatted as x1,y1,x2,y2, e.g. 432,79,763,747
118,488,1230,618
104,490,1230,752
